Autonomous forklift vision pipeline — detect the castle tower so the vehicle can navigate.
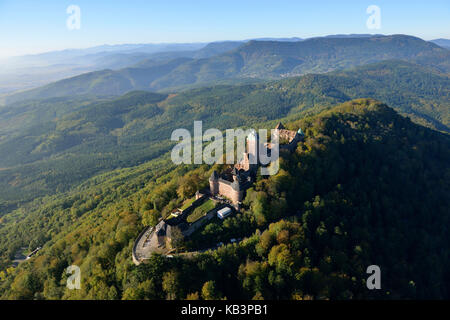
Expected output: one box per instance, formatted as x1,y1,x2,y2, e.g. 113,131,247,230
231,176,243,204
291,128,304,145
241,153,251,171
209,170,219,196
231,167,239,181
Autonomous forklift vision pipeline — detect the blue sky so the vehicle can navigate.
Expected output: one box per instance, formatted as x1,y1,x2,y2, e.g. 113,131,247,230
0,0,449,57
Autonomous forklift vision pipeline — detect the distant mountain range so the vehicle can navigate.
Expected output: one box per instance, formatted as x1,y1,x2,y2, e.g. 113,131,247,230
2,35,448,105
0,43,212,95
431,38,450,48
1,43,208,69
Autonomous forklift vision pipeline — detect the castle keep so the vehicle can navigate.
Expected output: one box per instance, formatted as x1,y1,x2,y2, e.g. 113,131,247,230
209,123,303,206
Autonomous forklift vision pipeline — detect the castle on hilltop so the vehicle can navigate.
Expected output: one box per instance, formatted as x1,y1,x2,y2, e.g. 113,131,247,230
133,122,304,264
209,123,303,206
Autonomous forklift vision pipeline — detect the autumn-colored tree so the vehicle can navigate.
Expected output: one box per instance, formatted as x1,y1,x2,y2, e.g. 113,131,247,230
201,281,221,300
162,270,181,300
186,292,200,300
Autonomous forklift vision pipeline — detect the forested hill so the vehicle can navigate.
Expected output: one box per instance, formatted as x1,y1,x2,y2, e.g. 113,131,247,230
0,60,448,211
279,60,450,131
0,99,449,299
3,34,449,104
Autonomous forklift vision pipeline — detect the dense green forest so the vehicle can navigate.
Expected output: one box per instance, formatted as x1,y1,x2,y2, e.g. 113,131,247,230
0,60,448,213
4,35,449,104
0,99,448,299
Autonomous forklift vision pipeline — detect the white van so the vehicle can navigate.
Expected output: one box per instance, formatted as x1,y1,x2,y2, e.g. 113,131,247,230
217,207,232,219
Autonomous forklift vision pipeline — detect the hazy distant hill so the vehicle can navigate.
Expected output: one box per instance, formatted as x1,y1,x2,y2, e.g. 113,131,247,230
250,37,303,41
0,42,238,95
4,35,449,104
0,42,248,96
2,43,208,69
132,41,244,65
431,39,450,49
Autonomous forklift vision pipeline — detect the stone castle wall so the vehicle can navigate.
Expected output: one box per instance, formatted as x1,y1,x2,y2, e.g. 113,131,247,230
210,179,243,204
